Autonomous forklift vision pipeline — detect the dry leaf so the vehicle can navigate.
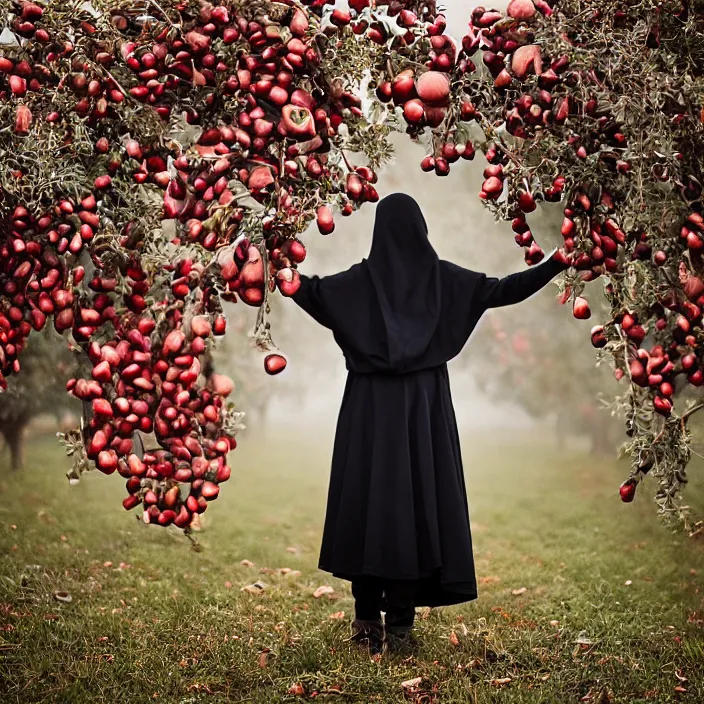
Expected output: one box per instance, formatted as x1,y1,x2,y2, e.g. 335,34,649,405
549,620,560,627
329,611,346,620
450,631,460,647
103,561,113,568
313,585,335,599
241,581,267,595
240,559,255,568
284,570,302,578
259,567,276,575
401,677,423,690
490,678,512,686
258,649,270,668
674,686,687,693
511,587,527,596
286,547,298,554
279,567,292,575
288,683,305,696
624,580,633,586
54,591,72,603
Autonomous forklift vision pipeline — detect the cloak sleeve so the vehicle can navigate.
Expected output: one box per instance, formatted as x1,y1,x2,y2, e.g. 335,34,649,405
291,274,334,330
477,249,567,309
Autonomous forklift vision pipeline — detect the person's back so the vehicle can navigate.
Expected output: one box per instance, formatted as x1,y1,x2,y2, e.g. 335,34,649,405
291,193,569,653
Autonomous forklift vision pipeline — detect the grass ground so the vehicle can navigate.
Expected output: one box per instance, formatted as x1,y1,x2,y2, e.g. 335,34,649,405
0,429,703,704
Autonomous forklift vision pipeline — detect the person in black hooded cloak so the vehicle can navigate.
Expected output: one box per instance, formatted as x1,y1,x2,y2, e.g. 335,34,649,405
291,193,569,652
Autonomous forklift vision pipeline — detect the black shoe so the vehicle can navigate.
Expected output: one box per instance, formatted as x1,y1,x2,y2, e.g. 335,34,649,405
347,619,384,655
385,625,416,654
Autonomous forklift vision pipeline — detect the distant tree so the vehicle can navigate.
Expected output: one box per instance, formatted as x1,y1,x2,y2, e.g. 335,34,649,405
0,330,78,470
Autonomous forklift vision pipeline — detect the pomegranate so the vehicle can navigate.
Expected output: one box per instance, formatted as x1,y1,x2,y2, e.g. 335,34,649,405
264,354,287,375
511,45,543,79
573,297,591,320
316,206,334,235
507,0,537,20
415,71,450,107
619,480,636,503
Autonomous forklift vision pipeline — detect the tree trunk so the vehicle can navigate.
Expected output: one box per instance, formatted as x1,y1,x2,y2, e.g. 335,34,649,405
2,420,27,471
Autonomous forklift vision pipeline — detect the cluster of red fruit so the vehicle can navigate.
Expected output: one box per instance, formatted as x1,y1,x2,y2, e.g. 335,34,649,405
0,204,76,388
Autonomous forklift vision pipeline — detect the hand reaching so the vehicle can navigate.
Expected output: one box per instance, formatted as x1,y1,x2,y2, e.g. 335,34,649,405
551,248,576,269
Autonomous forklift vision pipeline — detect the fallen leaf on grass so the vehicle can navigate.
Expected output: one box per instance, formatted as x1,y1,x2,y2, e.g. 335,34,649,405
549,620,560,627
187,683,213,694
258,649,270,668
259,567,276,575
490,678,512,686
288,682,305,696
103,561,113,568
284,570,302,578
624,580,633,586
224,581,233,589
286,547,298,554
511,587,527,596
240,559,255,568
313,585,335,599
674,686,687,693
401,677,423,690
54,591,72,603
329,611,345,620
449,631,460,647
241,582,267,595
279,567,292,575
479,575,501,585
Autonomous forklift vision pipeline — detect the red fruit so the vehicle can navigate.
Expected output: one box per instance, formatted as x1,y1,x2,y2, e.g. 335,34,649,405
122,495,141,511
14,104,32,135
403,99,425,125
191,316,211,338
421,155,435,172
264,354,287,375
392,69,416,103
9,75,27,96
240,246,265,287
415,71,450,107
248,165,274,191
517,191,536,213
97,450,118,474
213,315,227,335
286,240,306,263
653,396,672,416
591,325,607,348
211,373,234,397
619,480,636,503
92,398,114,417
201,481,220,500
507,0,537,20
512,45,542,78
290,8,309,36
163,329,186,355
94,175,112,189
482,177,503,199
316,206,334,235
573,296,591,320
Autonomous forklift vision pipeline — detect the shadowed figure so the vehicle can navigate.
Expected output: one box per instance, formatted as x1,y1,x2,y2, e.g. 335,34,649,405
292,193,567,651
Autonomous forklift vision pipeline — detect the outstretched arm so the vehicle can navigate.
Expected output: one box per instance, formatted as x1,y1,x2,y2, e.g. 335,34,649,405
477,248,569,309
290,273,334,329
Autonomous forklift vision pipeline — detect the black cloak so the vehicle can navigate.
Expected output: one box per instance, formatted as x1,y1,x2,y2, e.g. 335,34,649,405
292,193,566,607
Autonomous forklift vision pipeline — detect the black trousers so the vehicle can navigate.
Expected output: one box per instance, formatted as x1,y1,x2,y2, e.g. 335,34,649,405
351,576,418,628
